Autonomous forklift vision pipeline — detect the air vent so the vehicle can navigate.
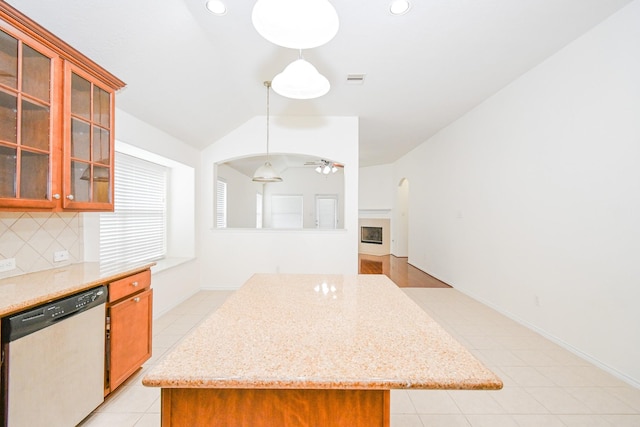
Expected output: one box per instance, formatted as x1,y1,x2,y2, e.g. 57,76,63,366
346,74,366,85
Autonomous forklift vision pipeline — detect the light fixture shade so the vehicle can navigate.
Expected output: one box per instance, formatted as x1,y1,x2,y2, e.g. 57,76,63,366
253,161,283,182
272,59,330,99
252,0,339,49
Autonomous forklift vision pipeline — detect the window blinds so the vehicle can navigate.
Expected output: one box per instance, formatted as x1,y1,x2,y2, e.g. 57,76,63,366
216,179,227,228
100,152,167,265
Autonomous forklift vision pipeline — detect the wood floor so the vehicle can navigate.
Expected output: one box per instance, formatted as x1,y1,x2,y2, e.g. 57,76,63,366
358,254,451,288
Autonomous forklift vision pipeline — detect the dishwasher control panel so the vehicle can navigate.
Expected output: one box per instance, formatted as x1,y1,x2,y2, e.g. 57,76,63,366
1,285,108,342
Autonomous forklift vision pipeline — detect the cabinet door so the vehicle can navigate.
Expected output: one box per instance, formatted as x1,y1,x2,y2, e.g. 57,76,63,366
0,25,60,210
109,288,153,391
63,62,115,211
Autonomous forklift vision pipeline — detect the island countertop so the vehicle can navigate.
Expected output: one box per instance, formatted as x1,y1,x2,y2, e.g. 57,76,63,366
143,273,502,391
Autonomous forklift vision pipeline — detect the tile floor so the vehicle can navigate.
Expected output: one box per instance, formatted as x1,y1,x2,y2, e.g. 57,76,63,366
80,288,640,426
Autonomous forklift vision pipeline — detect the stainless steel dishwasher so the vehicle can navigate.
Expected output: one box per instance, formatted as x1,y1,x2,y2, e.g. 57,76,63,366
1,286,108,427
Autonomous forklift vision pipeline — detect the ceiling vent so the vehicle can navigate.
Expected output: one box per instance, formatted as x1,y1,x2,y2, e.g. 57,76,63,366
346,74,366,85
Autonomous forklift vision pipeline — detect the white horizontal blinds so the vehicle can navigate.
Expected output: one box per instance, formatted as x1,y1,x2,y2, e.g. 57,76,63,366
216,179,227,228
271,195,303,228
100,152,167,265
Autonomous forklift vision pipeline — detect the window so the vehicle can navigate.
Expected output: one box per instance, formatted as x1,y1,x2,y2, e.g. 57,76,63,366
271,195,303,228
216,179,227,228
99,152,167,265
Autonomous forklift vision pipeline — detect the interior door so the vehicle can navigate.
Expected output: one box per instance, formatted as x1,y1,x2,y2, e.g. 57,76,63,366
316,195,338,229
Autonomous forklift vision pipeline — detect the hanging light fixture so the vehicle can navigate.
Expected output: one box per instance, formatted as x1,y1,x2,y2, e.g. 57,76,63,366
272,51,330,99
253,81,283,183
252,0,339,49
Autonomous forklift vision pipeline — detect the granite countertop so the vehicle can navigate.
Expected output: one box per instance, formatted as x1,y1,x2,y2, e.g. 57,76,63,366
143,273,503,391
0,262,155,317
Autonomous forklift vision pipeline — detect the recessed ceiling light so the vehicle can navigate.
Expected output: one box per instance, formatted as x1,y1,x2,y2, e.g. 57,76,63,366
389,0,411,15
205,0,227,15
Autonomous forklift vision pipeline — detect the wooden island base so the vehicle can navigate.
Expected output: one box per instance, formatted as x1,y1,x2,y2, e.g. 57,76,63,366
161,388,390,427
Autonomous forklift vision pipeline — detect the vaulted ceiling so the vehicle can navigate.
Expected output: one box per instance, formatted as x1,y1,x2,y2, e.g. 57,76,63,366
7,0,632,166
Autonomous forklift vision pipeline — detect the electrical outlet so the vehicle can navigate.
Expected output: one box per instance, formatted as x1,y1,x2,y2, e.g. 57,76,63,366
0,258,16,272
54,250,69,262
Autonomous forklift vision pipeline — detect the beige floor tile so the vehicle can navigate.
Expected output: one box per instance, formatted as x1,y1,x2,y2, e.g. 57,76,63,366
408,390,461,414
500,366,555,386
601,414,640,426
558,414,613,426
133,413,161,427
391,389,417,414
447,390,505,414
79,412,143,427
524,386,592,414
489,387,548,414
391,414,425,427
465,414,518,427
418,414,471,426
566,387,636,414
512,414,566,426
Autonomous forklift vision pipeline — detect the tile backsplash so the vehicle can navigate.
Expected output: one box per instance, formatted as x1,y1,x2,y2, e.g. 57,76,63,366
0,212,83,279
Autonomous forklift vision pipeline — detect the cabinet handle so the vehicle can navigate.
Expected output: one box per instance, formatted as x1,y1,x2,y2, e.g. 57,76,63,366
131,281,139,287
53,193,60,200
133,297,140,303
66,194,74,200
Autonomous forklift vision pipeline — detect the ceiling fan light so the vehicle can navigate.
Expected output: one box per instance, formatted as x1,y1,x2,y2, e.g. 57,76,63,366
253,162,283,182
272,59,330,99
252,0,339,49
315,166,322,173
322,165,331,174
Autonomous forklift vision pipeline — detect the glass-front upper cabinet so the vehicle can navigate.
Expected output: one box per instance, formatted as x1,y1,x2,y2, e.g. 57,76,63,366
0,2,124,212
63,64,114,210
0,27,58,209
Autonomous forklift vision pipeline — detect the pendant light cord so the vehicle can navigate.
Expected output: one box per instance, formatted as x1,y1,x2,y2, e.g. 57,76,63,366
265,80,271,161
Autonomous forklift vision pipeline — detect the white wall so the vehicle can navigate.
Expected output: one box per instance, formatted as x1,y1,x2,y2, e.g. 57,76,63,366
395,1,640,386
359,164,394,210
396,0,640,385
112,109,201,317
200,116,359,288
216,163,261,228
262,168,344,229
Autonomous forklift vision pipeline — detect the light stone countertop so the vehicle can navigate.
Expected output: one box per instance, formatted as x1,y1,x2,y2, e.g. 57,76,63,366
0,262,155,317
143,273,503,391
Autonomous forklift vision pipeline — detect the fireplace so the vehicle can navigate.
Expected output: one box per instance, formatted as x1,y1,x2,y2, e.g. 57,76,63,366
361,226,383,245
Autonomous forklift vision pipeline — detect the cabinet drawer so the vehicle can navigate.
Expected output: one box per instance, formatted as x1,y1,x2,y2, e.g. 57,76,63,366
109,269,151,302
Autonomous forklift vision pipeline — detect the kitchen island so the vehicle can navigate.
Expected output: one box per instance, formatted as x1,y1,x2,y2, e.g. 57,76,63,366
143,274,502,426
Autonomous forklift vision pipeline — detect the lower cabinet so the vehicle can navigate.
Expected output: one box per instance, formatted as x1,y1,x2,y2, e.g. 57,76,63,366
106,270,153,394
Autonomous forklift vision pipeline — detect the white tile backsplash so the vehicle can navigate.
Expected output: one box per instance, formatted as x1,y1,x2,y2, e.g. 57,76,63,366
0,212,83,279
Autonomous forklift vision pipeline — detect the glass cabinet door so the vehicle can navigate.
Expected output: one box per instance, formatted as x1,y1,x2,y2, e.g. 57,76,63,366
65,66,113,209
0,28,54,207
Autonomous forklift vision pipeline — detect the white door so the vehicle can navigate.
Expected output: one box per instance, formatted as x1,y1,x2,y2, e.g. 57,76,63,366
316,195,338,229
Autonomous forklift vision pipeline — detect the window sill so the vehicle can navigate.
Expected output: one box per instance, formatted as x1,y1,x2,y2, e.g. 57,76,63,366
151,257,195,274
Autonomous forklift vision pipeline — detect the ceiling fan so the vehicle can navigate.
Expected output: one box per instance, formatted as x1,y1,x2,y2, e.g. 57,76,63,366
304,159,344,175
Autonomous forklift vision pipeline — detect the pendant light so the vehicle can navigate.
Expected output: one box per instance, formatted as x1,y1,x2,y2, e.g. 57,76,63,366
272,51,330,99
252,0,339,49
253,81,283,183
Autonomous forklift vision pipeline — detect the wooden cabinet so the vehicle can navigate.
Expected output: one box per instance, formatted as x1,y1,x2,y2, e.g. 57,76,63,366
0,3,124,211
106,269,153,393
